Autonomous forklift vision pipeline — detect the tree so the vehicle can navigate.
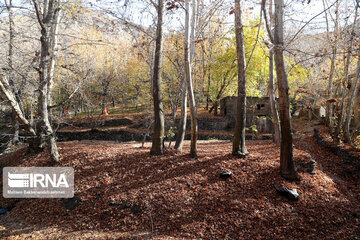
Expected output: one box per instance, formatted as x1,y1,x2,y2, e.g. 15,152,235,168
324,0,341,130
176,0,224,151
150,0,165,155
4,0,20,145
174,78,187,152
0,0,62,162
205,17,270,114
47,0,61,114
184,0,198,158
232,0,247,158
266,0,280,146
207,46,237,115
334,3,358,143
166,33,187,152
344,1,360,144
0,75,37,139
32,0,61,162
344,47,360,145
272,0,299,180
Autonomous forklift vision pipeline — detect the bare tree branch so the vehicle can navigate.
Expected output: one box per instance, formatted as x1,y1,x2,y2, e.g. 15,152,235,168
246,5,263,70
262,0,274,43
48,86,80,109
31,0,45,31
285,0,339,49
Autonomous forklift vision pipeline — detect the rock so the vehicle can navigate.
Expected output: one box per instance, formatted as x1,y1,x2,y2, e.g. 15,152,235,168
119,204,131,210
62,196,81,210
130,205,142,214
219,171,232,180
307,159,316,175
0,199,21,214
274,184,299,201
109,202,131,210
0,208,8,214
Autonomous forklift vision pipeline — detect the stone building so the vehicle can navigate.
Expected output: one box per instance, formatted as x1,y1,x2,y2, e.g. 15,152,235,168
354,85,360,129
220,96,274,133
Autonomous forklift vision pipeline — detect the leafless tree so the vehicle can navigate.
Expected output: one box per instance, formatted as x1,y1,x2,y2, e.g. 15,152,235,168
232,0,247,158
150,0,165,155
32,0,61,162
184,0,198,158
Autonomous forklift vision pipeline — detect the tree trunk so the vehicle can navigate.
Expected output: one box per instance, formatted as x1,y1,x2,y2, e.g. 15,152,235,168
325,0,341,129
47,6,61,110
268,50,281,146
174,79,187,152
232,0,247,158
334,4,358,143
214,102,218,116
273,0,299,180
198,34,207,113
344,48,360,144
268,0,280,146
0,76,36,137
184,0,198,158
33,0,60,162
206,70,211,110
5,0,20,145
11,111,19,144
150,0,165,155
0,76,40,151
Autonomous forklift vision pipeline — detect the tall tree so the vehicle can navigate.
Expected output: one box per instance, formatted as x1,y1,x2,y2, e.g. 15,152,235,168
324,0,341,129
0,2,38,149
176,0,198,153
184,0,198,158
344,44,360,144
273,0,299,180
232,0,247,158
32,0,61,162
334,3,358,143
174,78,187,152
5,0,20,145
150,0,165,155
0,75,37,139
47,3,61,111
266,0,280,146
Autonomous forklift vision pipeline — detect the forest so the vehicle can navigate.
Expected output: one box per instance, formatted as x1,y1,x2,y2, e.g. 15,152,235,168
0,0,359,239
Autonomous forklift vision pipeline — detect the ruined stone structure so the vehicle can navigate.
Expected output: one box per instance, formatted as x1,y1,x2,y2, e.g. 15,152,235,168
220,96,273,133
355,88,360,128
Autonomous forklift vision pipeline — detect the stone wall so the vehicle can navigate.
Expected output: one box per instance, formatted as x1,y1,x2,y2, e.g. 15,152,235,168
220,96,273,133
314,128,360,171
354,89,360,128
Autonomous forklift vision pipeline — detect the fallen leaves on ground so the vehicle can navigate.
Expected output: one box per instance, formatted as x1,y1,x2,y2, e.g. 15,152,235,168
0,135,359,239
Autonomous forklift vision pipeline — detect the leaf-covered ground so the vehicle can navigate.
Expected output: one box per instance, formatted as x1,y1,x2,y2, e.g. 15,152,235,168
0,132,359,239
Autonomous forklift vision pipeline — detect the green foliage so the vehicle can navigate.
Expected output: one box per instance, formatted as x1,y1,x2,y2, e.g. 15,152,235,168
243,19,269,97
206,16,311,105
287,59,313,100
250,125,258,133
208,137,218,140
208,42,238,102
165,126,176,139
206,17,269,106
54,27,151,112
257,115,267,120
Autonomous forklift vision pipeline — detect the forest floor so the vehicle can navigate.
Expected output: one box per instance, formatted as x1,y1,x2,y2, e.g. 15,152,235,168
0,119,359,239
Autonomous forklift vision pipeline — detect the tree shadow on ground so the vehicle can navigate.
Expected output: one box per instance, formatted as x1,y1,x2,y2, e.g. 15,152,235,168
1,138,359,239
